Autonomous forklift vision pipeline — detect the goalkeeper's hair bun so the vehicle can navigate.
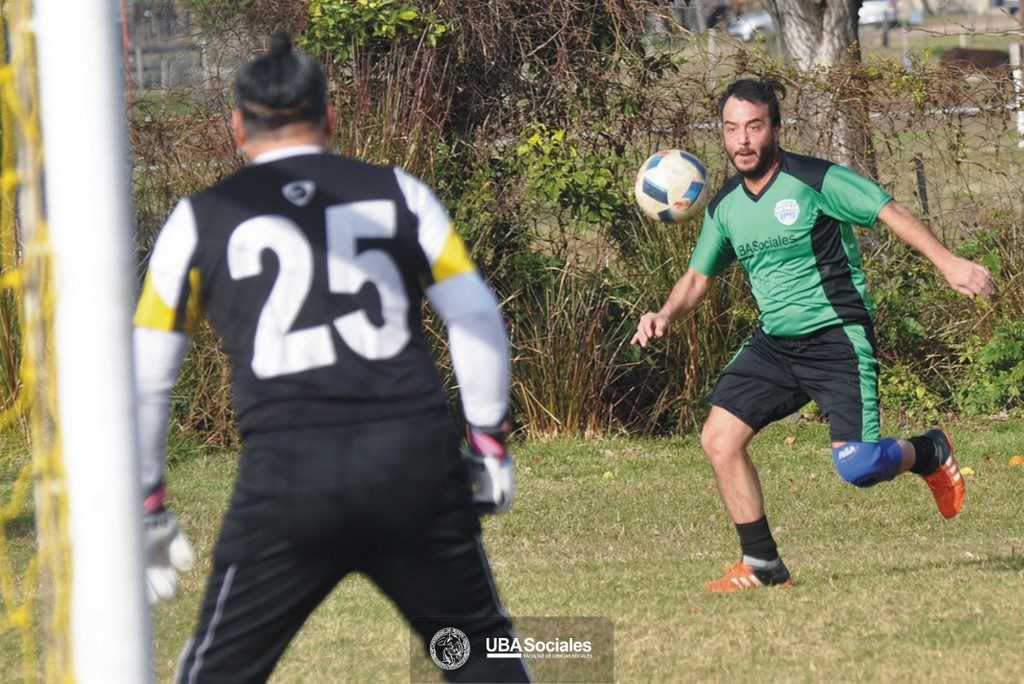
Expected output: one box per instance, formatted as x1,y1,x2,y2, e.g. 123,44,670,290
234,30,327,135
268,30,292,57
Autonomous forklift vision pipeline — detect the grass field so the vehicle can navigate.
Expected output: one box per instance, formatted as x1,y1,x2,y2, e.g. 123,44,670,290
149,419,1024,682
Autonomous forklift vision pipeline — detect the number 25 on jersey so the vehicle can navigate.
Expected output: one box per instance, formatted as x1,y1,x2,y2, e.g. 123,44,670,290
227,200,411,379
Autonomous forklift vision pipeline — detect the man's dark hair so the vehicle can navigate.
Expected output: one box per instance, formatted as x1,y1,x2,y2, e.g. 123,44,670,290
718,78,786,128
234,31,327,135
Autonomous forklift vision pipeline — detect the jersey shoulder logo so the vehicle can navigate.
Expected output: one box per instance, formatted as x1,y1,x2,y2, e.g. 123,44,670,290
282,180,316,207
774,199,800,226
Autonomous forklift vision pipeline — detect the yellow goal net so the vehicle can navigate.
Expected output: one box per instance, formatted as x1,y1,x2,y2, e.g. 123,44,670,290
0,0,72,680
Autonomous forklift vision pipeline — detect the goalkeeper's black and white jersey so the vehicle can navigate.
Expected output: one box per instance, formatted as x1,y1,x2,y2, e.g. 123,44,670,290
134,145,509,490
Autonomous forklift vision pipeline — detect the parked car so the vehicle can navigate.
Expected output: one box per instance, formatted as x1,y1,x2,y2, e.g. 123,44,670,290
858,0,898,27
726,10,774,42
995,0,1018,15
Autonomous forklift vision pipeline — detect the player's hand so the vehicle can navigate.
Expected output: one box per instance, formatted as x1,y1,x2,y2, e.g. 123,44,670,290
462,421,515,514
143,484,195,604
940,256,995,298
631,311,670,347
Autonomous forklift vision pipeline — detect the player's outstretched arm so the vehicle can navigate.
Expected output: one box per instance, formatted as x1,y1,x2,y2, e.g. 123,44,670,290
878,201,995,298
632,268,713,347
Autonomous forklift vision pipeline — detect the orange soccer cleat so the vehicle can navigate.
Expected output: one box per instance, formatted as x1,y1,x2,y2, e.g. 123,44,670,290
921,427,965,519
706,557,792,592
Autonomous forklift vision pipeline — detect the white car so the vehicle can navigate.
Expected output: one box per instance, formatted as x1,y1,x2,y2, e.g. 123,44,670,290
726,10,774,42
858,0,898,27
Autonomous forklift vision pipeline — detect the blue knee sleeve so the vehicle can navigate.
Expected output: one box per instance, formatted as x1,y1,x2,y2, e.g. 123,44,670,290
831,438,902,488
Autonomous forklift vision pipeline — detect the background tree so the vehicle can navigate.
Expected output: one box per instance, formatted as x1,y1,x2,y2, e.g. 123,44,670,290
765,0,863,69
763,0,873,171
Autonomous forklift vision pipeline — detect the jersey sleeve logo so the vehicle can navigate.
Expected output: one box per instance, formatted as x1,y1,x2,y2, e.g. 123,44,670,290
774,199,800,225
282,180,316,207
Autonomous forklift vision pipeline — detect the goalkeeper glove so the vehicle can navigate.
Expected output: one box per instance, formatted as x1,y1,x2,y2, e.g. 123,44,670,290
143,483,195,604
462,420,515,514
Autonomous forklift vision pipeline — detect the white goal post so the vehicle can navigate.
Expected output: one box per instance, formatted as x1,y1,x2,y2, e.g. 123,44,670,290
34,0,151,680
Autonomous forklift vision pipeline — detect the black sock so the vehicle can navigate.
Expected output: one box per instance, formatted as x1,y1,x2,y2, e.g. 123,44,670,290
735,515,779,561
908,435,940,475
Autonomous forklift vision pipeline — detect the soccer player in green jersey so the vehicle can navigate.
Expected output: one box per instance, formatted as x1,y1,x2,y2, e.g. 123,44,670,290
632,78,995,591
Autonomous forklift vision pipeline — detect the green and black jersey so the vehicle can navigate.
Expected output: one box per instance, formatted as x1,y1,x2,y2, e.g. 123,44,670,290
690,149,892,337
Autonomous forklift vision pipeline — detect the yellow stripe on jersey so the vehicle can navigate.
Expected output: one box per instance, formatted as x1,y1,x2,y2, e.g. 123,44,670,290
133,272,175,331
184,267,203,334
133,268,203,335
431,225,476,283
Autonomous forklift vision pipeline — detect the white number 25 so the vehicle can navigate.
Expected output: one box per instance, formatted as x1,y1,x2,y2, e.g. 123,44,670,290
227,200,410,379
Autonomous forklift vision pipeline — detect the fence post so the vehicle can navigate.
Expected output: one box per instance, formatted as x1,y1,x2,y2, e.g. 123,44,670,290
134,43,143,92
1011,42,1023,149
708,29,718,91
913,155,930,217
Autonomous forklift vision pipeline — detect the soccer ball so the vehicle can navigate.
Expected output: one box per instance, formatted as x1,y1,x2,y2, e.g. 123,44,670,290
634,149,708,223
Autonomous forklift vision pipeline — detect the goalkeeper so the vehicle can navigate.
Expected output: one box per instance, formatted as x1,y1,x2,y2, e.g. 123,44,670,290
134,32,527,682
632,78,995,592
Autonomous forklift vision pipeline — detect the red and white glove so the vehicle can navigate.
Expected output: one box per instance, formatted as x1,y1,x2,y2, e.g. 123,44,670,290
462,420,515,514
143,483,195,604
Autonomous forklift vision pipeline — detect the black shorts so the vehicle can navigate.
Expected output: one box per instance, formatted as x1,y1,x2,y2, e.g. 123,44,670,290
709,324,881,442
175,409,528,683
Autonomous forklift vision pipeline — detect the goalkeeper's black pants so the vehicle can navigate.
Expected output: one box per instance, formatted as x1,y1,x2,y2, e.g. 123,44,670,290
175,409,530,683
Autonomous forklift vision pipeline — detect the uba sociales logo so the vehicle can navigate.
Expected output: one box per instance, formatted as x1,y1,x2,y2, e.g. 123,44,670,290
486,636,593,659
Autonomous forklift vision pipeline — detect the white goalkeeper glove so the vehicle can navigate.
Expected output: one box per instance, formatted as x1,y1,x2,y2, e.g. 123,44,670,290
143,483,195,604
462,420,515,515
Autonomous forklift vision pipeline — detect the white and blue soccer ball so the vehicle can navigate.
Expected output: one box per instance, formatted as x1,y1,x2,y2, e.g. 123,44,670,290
633,149,708,223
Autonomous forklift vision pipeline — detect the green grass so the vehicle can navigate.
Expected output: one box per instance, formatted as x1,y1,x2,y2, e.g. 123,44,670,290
148,419,1024,681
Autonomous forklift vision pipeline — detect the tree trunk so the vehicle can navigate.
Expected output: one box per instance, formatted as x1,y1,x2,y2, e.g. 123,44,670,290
766,0,862,69
764,0,873,172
